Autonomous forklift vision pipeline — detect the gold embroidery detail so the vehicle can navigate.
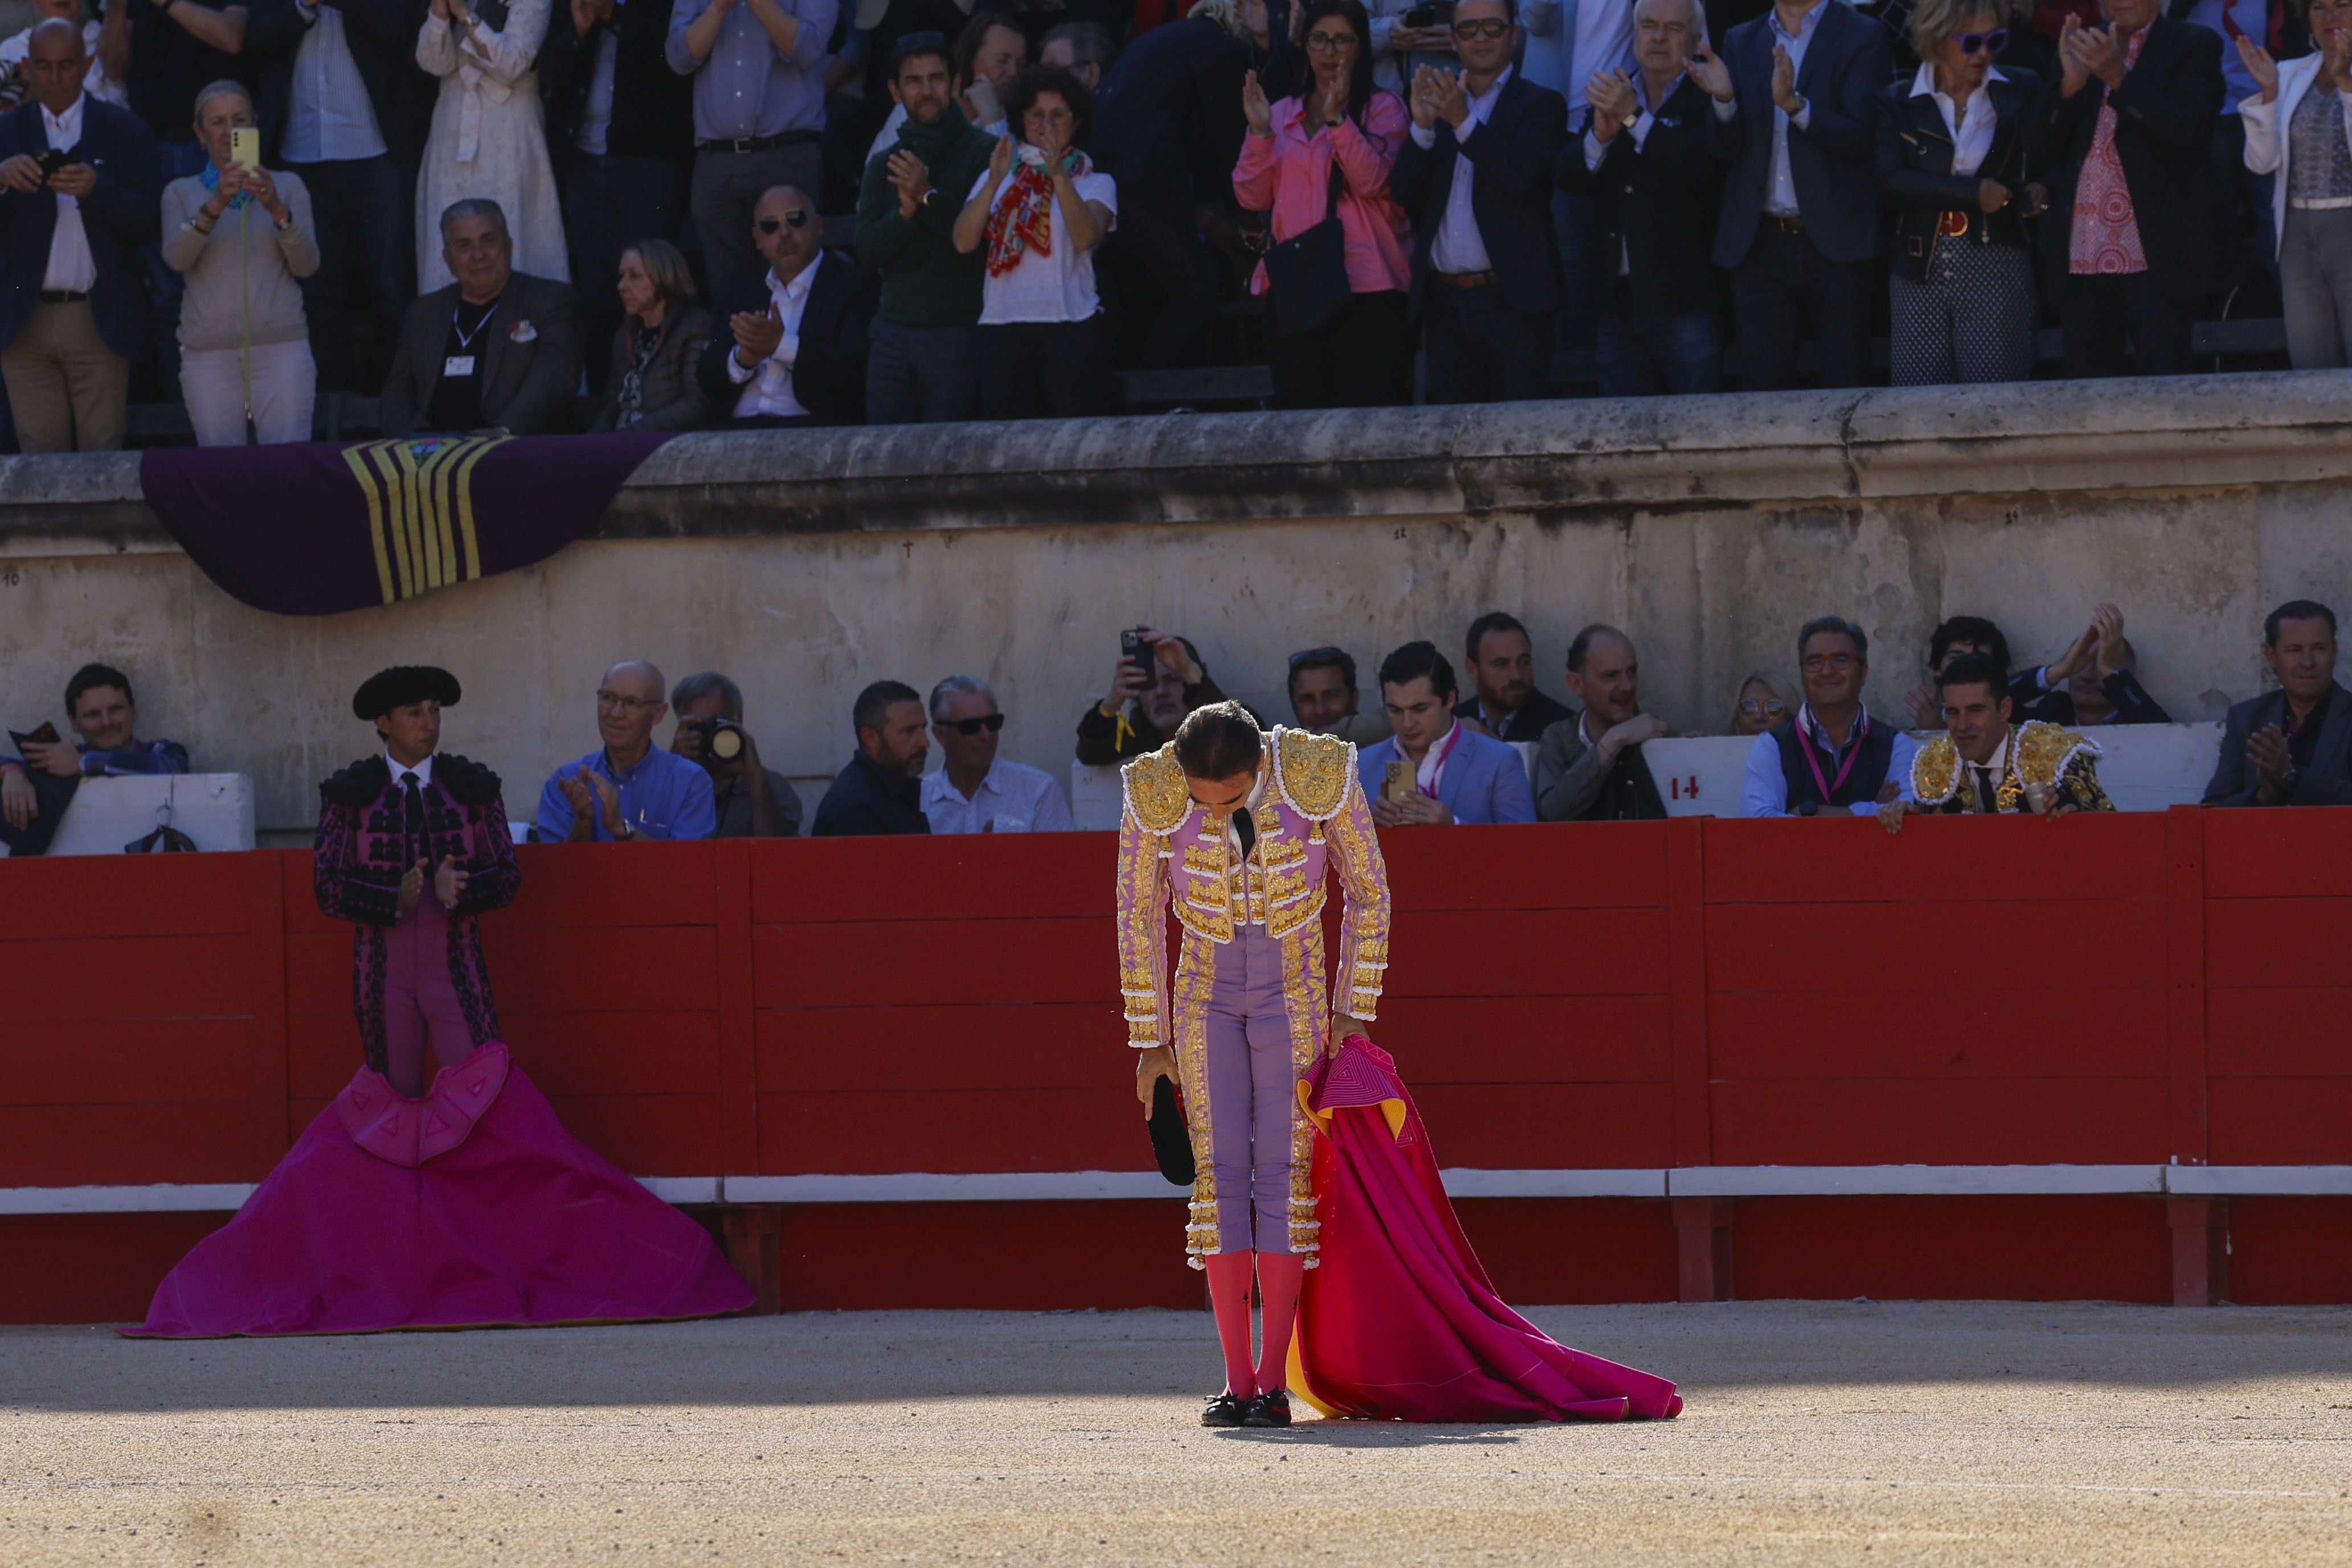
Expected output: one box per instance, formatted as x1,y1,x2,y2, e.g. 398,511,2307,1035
1277,925,1326,1260
1273,727,1353,821
2016,719,2100,789
1911,734,1960,806
1172,931,1221,1265
1121,744,1193,834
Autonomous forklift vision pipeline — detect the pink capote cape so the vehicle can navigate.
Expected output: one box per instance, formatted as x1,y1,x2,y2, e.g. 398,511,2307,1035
1287,1037,1683,1423
125,1046,753,1337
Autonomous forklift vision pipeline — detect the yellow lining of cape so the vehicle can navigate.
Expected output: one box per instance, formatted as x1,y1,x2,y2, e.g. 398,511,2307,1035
1298,1079,1406,1140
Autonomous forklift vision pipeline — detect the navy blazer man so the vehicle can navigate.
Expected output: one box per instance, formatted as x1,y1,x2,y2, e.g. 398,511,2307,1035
1702,0,1885,389
0,75,161,451
1391,24,1568,406
696,248,880,428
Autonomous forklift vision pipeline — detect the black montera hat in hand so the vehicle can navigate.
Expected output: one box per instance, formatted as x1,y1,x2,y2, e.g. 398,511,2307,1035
352,666,463,722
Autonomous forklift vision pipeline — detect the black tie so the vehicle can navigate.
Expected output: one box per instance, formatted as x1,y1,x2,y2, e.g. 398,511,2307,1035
402,772,427,862
1232,807,1257,859
1976,767,1997,814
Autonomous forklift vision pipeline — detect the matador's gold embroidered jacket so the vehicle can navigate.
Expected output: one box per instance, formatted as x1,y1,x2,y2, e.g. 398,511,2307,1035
1909,720,2116,814
1115,727,1393,1048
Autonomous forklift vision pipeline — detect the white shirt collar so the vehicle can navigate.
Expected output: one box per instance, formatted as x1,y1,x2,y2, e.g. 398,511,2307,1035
925,758,1000,805
386,750,435,789
1470,63,1512,110
41,92,85,142
1909,62,2006,99
1413,720,1461,795
767,257,817,307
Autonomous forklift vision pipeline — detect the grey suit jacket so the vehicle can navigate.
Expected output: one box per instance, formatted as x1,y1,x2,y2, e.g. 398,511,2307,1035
2200,683,2352,806
380,271,584,437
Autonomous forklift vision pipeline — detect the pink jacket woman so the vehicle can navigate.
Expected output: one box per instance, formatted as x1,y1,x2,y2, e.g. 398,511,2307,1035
1232,91,1413,297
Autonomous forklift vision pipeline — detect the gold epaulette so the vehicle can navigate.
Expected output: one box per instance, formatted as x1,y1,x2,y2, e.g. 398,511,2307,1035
1911,733,1961,806
2015,720,2101,788
1120,744,1192,834
1272,726,1355,820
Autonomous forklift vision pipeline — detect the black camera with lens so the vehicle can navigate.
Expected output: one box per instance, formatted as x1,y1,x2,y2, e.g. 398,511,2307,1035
684,716,746,765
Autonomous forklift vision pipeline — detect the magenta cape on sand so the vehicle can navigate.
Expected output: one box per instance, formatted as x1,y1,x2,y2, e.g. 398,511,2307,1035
125,1046,754,1337
1289,1038,1684,1423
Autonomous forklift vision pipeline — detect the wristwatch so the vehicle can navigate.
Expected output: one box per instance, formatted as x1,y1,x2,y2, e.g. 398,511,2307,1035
920,186,946,211
2279,765,2301,799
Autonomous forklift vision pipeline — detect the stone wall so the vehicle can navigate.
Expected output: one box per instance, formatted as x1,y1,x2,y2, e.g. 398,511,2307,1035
3,371,2349,834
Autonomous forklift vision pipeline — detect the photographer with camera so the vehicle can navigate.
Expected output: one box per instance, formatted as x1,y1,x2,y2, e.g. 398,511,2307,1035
0,17,160,454
668,670,803,837
1077,626,1242,765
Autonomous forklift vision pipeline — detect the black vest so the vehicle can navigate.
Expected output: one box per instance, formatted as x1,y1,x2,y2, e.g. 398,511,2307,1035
1770,714,1895,813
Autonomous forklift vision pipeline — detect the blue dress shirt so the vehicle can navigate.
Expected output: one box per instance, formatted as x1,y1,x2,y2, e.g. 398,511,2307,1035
665,0,836,142
535,746,717,842
1739,705,1919,817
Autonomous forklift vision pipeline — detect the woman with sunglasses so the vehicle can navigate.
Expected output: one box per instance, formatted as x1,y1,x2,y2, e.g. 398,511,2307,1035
1234,0,1415,409
1875,0,2048,384
588,239,713,432
1730,673,1791,736
950,64,1119,418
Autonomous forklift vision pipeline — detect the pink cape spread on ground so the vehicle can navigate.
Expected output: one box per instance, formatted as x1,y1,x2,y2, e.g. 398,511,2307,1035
1289,1037,1684,1423
124,1045,753,1337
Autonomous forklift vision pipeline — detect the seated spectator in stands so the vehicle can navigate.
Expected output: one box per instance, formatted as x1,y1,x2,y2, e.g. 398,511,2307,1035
1876,0,2044,387
1905,613,2083,728
2065,601,2170,724
666,0,831,312
1880,652,2115,829
588,239,713,432
0,0,125,110
381,198,583,436
2236,17,2352,370
1703,0,1887,391
2038,0,2224,378
1730,672,1789,735
1,660,190,832
1392,0,1567,407
1453,611,1574,741
1234,0,1416,410
1040,19,1115,89
856,33,996,424
1078,628,1234,763
535,658,718,842
813,679,933,834
163,81,321,447
668,669,803,836
1536,624,1670,820
1741,615,1919,817
1287,645,1391,744
699,185,879,427
951,64,1117,417
868,10,1026,165
1554,0,1731,397
414,0,567,294
0,19,159,455
921,673,1074,832
1357,640,1537,824
2202,598,2352,806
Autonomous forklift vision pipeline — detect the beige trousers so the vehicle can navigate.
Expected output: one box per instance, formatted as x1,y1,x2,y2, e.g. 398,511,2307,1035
0,299,129,453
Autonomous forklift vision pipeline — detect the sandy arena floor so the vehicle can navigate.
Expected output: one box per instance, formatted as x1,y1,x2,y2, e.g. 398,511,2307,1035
2,1300,2349,1566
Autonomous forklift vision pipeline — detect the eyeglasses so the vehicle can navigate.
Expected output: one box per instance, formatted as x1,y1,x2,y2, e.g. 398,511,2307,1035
1305,30,1360,50
943,713,1007,735
1738,698,1789,718
1288,645,1347,669
1452,18,1511,38
1799,653,1858,674
596,690,662,714
756,210,811,233
1956,27,2008,52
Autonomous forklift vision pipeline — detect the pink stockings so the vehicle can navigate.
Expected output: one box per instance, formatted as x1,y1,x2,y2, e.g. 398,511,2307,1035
1203,1251,1306,1400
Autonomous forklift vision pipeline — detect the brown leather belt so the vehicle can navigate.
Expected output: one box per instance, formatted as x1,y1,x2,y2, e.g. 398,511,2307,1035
1433,269,1497,290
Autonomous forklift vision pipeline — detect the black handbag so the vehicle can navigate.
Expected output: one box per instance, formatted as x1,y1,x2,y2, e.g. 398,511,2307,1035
1148,1073,1196,1186
1261,157,1352,337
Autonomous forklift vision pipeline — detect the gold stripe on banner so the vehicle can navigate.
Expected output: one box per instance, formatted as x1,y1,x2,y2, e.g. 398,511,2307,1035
341,435,508,603
342,445,399,604
448,435,507,580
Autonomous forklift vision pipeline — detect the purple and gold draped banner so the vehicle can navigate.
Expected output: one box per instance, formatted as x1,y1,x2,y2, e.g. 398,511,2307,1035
140,432,675,617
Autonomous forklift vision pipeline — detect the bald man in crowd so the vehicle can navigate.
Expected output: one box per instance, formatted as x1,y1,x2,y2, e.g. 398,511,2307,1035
535,659,718,842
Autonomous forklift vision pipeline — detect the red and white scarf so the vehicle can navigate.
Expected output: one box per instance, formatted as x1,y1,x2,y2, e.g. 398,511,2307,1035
985,148,1090,277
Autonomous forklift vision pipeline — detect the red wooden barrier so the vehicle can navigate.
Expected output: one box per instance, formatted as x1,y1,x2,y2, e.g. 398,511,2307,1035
3,806,2349,1321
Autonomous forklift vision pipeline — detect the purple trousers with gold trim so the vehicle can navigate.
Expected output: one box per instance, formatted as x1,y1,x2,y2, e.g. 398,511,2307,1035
1172,918,1327,1264
382,898,477,1098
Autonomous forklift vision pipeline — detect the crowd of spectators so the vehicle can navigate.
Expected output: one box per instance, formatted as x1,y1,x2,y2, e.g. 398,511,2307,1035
15,598,2347,850
0,0,2323,453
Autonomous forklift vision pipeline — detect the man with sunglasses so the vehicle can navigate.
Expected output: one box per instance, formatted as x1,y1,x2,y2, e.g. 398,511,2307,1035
1393,0,1569,404
698,182,880,425
919,673,1074,833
